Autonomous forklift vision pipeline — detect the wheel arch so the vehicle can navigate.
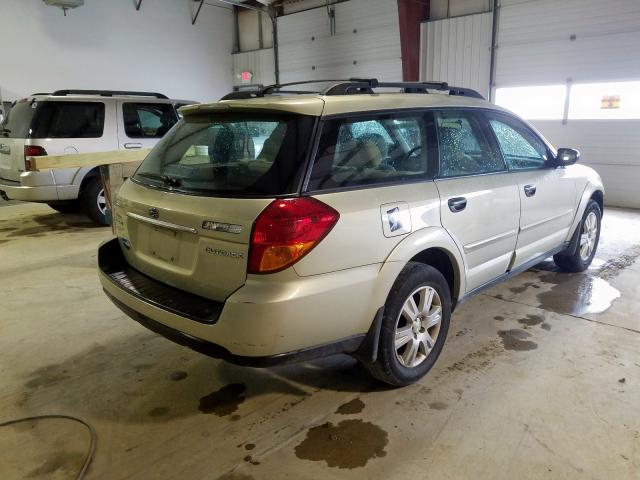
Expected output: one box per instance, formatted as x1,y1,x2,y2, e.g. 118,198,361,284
408,247,461,307
78,167,100,197
376,227,466,310
590,189,604,214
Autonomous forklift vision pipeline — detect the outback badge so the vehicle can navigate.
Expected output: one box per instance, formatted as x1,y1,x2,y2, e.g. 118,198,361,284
148,207,159,219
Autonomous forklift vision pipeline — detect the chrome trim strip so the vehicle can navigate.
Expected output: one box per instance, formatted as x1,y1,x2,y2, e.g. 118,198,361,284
127,212,198,234
464,229,518,253
520,209,574,232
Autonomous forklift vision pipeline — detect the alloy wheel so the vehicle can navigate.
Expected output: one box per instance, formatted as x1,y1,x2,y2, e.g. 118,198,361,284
394,286,442,368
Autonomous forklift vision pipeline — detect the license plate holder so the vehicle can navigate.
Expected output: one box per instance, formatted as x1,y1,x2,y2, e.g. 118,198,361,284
148,226,181,263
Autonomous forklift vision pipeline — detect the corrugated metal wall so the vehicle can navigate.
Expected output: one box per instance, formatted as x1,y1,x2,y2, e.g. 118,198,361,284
232,49,276,87
419,12,492,97
277,0,402,83
496,0,640,209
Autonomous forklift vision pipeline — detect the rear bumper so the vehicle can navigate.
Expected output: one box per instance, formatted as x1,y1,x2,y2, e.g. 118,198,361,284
104,290,364,367
99,238,386,359
0,177,58,202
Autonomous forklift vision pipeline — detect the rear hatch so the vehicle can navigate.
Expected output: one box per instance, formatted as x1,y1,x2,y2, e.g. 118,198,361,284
0,99,37,181
115,107,319,302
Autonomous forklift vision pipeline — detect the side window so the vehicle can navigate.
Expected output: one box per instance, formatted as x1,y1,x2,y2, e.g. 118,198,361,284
123,103,177,138
306,114,430,191
435,110,505,177
31,102,105,139
487,114,550,170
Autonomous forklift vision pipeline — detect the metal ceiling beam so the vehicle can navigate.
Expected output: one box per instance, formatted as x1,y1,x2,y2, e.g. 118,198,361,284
192,0,205,24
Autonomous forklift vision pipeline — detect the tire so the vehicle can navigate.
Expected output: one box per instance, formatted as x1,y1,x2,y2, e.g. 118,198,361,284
81,176,109,226
47,200,80,214
553,199,601,273
364,262,451,387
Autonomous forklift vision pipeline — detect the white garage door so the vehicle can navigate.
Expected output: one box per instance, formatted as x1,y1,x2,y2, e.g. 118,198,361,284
495,0,640,208
277,0,402,84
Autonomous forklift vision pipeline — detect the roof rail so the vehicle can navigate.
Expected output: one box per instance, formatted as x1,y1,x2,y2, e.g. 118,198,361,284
30,92,51,96
220,78,484,100
323,78,485,99
51,90,169,99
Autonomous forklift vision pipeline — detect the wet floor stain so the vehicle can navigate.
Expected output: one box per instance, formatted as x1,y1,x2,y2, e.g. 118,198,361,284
294,420,388,469
335,398,365,415
25,451,86,478
24,365,72,389
243,455,260,465
538,274,621,316
148,407,170,417
597,245,640,280
168,371,188,381
509,282,539,294
518,313,545,327
198,383,246,417
498,329,538,351
493,315,505,321
428,401,448,410
445,343,501,375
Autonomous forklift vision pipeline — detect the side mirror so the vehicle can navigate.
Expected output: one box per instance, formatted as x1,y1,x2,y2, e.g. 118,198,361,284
556,147,580,166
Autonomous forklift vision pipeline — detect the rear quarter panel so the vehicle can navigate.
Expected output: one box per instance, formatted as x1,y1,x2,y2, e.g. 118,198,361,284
295,181,442,276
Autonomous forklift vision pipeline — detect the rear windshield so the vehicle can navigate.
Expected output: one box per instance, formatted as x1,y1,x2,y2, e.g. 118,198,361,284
133,112,315,197
0,100,37,138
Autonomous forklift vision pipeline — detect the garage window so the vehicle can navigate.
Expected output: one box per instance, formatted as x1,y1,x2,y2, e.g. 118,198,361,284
569,81,640,120
494,85,566,120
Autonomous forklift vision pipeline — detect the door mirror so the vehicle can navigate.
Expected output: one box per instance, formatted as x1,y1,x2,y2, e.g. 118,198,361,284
556,148,580,166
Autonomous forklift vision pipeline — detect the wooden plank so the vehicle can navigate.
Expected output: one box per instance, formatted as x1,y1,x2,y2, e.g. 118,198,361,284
33,148,151,170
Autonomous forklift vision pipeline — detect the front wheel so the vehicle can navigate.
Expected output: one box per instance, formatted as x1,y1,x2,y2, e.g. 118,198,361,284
81,177,109,226
364,262,451,387
553,199,601,272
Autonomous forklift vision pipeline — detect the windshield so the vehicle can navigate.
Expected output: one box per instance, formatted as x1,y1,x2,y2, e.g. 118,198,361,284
133,112,316,197
0,99,37,138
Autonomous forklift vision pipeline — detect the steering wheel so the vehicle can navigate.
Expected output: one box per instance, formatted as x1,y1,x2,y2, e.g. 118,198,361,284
400,145,422,163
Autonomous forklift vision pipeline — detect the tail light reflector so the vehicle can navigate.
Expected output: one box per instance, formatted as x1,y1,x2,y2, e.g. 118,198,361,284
248,197,339,274
24,145,47,171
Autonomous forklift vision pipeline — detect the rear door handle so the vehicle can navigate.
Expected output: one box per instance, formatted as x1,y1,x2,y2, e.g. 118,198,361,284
448,197,467,213
124,143,143,149
524,184,537,197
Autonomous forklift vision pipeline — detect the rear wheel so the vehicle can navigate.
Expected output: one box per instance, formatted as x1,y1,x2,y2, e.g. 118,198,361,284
47,200,80,214
553,199,601,272
81,176,109,226
364,262,451,387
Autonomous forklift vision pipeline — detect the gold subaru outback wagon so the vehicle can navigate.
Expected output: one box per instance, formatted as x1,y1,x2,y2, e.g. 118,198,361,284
99,79,604,386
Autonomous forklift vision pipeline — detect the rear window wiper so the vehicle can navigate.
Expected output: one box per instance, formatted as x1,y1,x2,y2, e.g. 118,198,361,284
136,171,181,187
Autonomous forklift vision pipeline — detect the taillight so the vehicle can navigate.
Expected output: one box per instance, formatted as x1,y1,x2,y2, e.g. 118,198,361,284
24,145,47,171
248,197,339,274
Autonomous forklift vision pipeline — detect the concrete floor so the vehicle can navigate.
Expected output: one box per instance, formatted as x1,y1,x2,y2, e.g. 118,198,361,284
1,202,639,480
